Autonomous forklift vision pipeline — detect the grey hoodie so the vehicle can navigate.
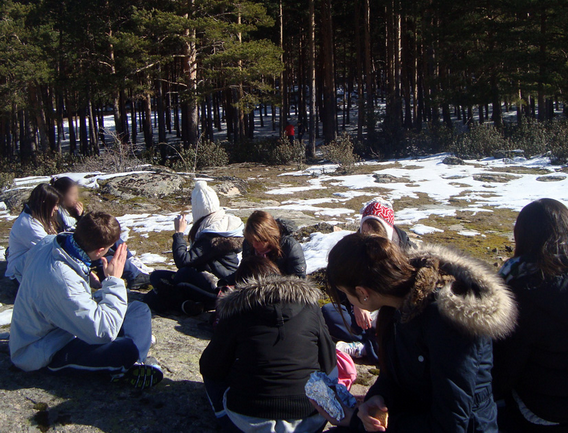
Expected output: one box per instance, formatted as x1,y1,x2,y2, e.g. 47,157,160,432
9,234,128,371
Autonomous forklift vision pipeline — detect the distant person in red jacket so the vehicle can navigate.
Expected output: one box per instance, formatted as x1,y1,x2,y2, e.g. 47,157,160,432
285,122,295,145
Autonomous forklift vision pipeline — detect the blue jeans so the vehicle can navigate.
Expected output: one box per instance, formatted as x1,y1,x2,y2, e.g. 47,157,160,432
321,303,379,364
203,378,243,433
47,301,152,375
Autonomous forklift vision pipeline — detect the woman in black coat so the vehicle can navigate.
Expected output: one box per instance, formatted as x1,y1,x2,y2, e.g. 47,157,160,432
240,210,306,278
200,271,335,433
493,199,568,432
144,181,244,315
315,233,517,432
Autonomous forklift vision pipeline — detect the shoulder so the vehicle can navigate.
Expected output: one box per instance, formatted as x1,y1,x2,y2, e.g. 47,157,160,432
281,235,301,250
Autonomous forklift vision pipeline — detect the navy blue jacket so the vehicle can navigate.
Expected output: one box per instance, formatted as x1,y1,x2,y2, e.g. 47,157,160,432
350,245,517,433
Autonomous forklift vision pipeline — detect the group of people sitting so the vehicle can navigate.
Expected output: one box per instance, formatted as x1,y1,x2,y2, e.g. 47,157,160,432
4,176,568,433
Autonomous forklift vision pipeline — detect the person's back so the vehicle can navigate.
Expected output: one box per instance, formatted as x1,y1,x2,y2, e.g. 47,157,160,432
200,275,335,431
493,198,568,431
5,209,48,282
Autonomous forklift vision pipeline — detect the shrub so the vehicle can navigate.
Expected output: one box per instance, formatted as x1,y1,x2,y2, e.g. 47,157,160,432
450,125,511,159
169,139,229,171
269,136,305,168
321,132,360,173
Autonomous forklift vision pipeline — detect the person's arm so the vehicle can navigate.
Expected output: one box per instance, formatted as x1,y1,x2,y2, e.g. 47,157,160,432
199,317,239,381
44,269,128,345
284,238,307,278
172,234,220,270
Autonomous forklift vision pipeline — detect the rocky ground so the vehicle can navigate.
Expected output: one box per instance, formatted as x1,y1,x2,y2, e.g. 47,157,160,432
0,153,565,432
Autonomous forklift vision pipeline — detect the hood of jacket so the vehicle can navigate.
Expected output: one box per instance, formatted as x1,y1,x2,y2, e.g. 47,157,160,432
217,275,321,320
197,209,244,239
208,234,243,254
404,245,517,340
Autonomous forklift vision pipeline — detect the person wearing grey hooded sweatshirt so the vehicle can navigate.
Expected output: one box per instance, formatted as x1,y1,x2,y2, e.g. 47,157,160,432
9,211,163,389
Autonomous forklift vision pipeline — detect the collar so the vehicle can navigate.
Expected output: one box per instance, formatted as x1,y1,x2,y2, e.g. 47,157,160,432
63,235,92,271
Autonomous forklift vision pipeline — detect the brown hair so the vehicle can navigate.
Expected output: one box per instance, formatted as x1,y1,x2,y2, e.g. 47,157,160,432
235,255,282,283
244,211,283,257
514,198,568,277
26,183,62,235
188,215,207,243
74,211,121,253
361,218,387,237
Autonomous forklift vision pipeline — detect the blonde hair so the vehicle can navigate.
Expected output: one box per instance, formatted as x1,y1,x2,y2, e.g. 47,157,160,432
244,211,283,257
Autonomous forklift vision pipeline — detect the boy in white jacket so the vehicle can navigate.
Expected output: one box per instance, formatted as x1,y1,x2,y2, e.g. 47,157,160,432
9,212,162,389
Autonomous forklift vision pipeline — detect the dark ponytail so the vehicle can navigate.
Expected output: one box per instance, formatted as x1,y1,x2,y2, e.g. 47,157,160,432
50,177,77,197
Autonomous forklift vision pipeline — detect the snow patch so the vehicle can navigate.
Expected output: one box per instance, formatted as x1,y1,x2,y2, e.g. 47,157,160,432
0,309,13,326
411,224,444,235
302,230,353,274
138,253,168,265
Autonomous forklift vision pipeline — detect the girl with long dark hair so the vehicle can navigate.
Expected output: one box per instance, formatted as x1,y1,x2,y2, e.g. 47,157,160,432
493,198,568,432
315,233,517,432
6,184,61,282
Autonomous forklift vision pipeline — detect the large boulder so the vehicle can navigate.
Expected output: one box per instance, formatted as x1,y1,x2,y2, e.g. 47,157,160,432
0,188,31,213
100,172,193,200
443,156,465,165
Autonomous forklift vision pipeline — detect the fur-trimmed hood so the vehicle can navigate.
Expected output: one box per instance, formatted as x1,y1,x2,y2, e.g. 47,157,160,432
404,245,517,340
217,275,321,320
208,235,243,254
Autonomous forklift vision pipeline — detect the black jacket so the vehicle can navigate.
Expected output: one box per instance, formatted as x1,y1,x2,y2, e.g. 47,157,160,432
241,235,306,279
350,245,517,433
172,232,242,280
493,265,568,424
393,226,415,250
200,276,336,420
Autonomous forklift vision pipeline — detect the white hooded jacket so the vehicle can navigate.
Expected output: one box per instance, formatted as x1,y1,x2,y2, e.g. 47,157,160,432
6,208,48,282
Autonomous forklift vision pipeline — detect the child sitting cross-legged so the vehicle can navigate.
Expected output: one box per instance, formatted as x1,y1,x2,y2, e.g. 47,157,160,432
200,255,336,433
9,211,163,389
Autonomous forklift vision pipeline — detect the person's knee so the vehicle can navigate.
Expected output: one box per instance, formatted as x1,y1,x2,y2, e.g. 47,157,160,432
119,339,140,368
127,301,152,322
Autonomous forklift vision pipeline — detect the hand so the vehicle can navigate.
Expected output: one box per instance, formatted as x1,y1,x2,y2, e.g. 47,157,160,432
101,243,128,279
75,201,84,216
354,305,373,330
358,395,388,432
309,398,355,427
174,214,187,233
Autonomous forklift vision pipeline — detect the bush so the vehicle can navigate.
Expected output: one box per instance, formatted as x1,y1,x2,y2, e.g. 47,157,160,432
269,136,305,168
231,138,274,163
450,125,511,159
321,133,360,173
169,139,229,171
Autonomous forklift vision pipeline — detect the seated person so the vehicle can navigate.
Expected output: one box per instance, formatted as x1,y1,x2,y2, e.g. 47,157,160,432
51,176,150,289
6,183,61,283
493,199,568,432
317,233,516,432
9,212,163,389
240,210,306,279
144,181,244,316
322,198,413,363
200,256,335,433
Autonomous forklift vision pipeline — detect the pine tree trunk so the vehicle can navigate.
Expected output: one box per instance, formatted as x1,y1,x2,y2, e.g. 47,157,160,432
307,0,317,157
364,0,375,141
321,0,336,143
142,92,153,149
183,1,199,147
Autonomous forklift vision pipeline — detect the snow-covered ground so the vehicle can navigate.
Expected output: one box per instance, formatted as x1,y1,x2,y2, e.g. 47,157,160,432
2,153,566,274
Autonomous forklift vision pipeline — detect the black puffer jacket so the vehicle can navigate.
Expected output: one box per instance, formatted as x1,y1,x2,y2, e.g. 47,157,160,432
241,235,306,279
200,276,335,420
493,261,568,424
172,232,242,280
350,245,518,433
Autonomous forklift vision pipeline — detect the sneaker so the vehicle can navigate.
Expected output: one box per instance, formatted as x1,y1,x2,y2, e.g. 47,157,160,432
336,341,366,359
114,357,163,390
181,300,205,316
128,272,151,291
